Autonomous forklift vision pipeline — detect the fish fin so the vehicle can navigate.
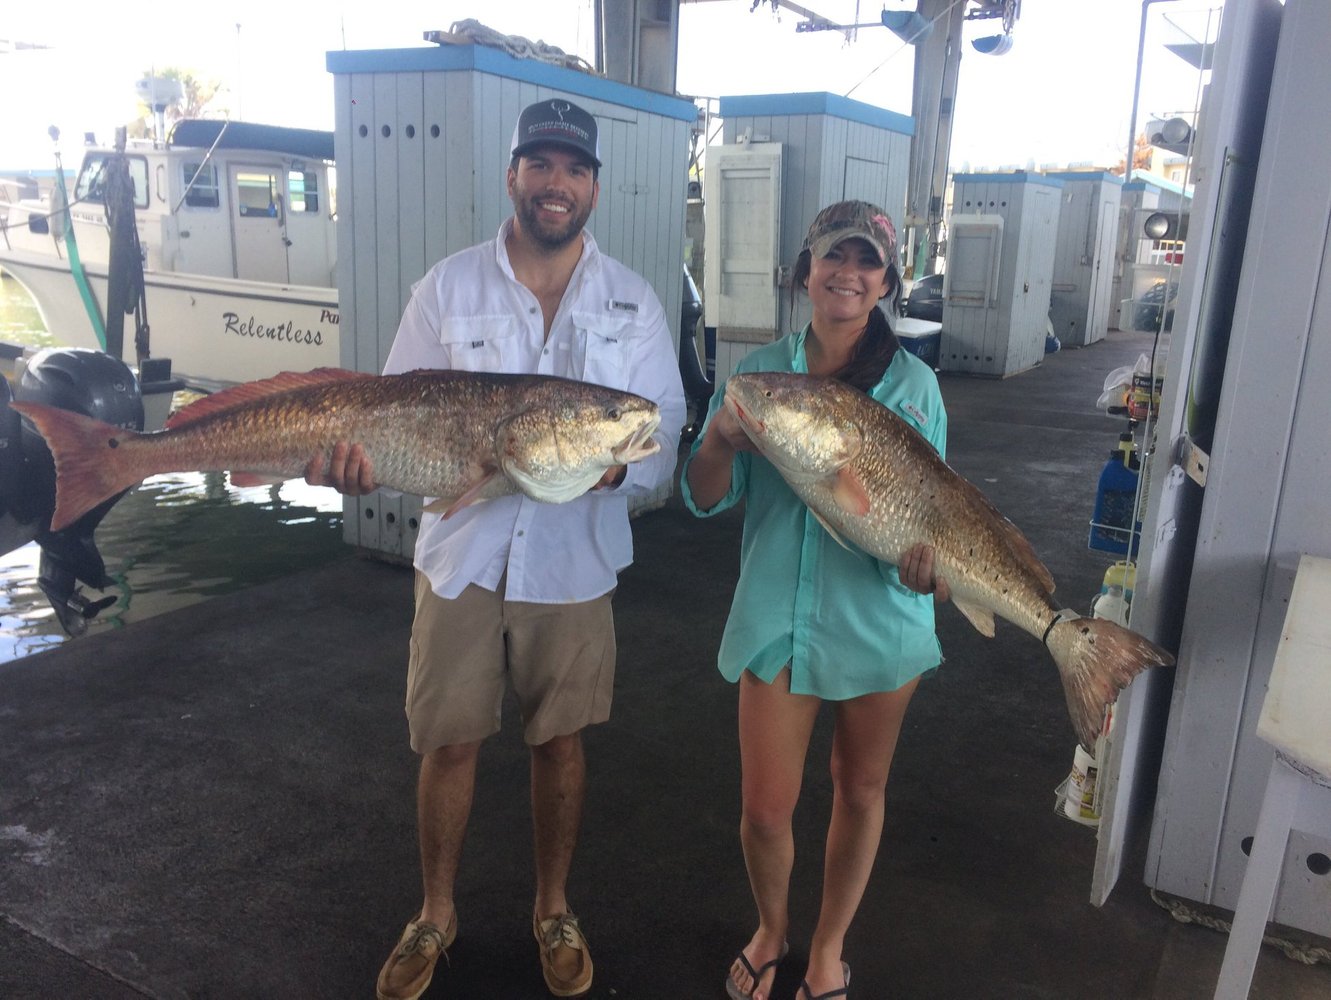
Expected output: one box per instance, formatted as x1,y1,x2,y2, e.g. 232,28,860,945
1045,617,1175,750
8,401,145,532
229,472,288,488
953,475,1056,595
829,466,872,517
952,597,996,637
809,508,856,552
993,512,1056,594
432,468,502,518
504,463,604,503
166,368,373,430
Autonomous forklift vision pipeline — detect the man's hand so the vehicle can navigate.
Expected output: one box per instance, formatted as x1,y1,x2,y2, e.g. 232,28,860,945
592,464,628,491
305,441,377,496
900,542,951,603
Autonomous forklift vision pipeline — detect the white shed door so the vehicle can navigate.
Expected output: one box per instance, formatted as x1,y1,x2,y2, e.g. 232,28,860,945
703,143,782,340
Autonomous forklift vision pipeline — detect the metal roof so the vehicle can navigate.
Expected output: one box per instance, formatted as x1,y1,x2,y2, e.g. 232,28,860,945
168,120,335,162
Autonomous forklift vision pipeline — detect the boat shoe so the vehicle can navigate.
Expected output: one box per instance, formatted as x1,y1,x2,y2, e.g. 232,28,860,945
533,911,594,997
375,910,457,1000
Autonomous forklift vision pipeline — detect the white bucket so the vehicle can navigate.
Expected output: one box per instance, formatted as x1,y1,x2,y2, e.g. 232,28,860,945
1060,744,1101,826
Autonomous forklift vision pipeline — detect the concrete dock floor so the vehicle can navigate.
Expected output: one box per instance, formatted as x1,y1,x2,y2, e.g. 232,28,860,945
2,329,1328,999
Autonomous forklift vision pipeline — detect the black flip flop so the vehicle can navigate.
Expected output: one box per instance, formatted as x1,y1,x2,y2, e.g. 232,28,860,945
799,960,850,999
725,941,789,1000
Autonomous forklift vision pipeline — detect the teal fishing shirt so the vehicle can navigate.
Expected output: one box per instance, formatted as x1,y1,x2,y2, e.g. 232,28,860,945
682,326,948,699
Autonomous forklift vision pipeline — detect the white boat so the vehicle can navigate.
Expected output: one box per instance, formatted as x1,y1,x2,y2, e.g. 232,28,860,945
0,120,340,392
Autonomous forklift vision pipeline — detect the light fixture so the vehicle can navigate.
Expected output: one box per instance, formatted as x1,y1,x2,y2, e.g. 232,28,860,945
972,34,1014,55
1144,211,1188,241
881,9,933,44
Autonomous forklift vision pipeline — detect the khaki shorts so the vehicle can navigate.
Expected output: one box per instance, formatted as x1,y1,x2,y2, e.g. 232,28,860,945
405,572,617,753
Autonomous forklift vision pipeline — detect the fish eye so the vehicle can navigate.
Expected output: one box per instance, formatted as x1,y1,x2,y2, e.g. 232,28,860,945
764,390,773,398
606,406,622,420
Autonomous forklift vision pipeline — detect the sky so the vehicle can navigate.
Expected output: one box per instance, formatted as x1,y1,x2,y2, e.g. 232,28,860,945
1,0,1219,173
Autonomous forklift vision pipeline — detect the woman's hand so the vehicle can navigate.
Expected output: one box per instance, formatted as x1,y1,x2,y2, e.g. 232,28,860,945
900,542,950,603
684,393,754,512
708,400,757,454
306,441,378,496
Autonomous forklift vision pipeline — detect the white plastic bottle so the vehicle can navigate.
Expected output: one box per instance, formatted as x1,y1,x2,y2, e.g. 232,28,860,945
1091,584,1129,625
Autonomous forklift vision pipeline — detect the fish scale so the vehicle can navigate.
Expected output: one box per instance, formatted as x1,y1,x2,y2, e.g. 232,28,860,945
724,371,1174,750
12,368,661,533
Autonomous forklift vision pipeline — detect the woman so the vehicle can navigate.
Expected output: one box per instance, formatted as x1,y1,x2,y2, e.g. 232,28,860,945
683,201,949,1000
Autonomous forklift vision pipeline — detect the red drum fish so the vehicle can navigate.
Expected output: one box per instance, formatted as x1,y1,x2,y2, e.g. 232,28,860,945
12,368,661,532
724,371,1174,749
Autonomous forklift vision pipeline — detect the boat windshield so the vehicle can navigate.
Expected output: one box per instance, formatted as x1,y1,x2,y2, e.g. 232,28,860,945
75,154,149,210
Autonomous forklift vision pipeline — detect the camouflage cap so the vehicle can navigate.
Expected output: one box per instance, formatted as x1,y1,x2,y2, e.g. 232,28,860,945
802,200,898,267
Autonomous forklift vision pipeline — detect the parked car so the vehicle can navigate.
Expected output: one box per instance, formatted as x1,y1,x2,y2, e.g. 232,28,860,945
1132,278,1178,332
678,268,714,443
904,272,944,322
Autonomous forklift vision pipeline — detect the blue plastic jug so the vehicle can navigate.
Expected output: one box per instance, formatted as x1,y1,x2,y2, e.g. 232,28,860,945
1089,433,1141,556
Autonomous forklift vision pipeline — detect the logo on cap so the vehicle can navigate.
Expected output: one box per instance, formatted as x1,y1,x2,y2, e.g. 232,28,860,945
511,99,601,167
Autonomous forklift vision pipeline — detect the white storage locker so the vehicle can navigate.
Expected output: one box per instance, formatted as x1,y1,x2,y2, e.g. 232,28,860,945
942,171,1062,376
709,92,913,383
1044,171,1122,348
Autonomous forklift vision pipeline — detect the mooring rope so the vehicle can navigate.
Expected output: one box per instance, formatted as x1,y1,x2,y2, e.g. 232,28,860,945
1150,889,1331,966
445,19,598,75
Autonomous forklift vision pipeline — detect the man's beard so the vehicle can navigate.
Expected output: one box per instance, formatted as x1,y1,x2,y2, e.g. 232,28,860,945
515,191,592,251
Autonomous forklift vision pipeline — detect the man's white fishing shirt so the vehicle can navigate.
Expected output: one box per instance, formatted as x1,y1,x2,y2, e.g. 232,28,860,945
384,220,686,603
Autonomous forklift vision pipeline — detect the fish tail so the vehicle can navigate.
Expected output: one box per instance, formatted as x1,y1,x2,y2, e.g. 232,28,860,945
1046,616,1175,750
9,401,147,532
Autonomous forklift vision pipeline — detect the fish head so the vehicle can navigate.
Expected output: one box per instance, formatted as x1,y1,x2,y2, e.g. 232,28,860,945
724,373,863,483
497,382,660,503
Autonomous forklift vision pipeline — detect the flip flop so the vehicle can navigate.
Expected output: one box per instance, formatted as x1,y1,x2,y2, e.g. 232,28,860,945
725,940,789,1000
799,960,850,999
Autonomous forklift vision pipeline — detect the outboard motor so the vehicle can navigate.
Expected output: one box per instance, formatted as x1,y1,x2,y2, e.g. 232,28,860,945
2,348,144,635
0,376,33,555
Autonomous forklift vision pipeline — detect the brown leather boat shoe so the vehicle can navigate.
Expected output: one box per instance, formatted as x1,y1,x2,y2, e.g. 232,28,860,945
375,910,457,1000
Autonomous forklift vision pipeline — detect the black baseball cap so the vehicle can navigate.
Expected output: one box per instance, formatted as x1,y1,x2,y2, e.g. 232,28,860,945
510,98,601,168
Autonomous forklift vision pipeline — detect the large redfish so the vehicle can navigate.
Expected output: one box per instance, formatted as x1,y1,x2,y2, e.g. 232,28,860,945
723,372,1173,749
12,368,661,533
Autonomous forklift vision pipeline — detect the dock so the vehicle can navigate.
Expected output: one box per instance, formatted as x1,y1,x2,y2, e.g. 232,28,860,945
2,329,1327,999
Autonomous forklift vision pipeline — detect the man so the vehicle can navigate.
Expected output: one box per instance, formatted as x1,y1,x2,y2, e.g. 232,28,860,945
311,98,685,999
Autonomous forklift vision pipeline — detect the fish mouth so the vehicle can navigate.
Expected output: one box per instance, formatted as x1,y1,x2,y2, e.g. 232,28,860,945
611,415,661,463
724,394,765,437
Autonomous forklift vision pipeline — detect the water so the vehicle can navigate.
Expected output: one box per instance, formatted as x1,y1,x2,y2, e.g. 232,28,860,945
0,272,350,664
0,271,56,350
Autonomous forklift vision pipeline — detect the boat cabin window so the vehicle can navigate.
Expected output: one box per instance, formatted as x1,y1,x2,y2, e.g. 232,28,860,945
182,162,220,208
74,155,149,210
286,169,320,214
236,172,279,217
